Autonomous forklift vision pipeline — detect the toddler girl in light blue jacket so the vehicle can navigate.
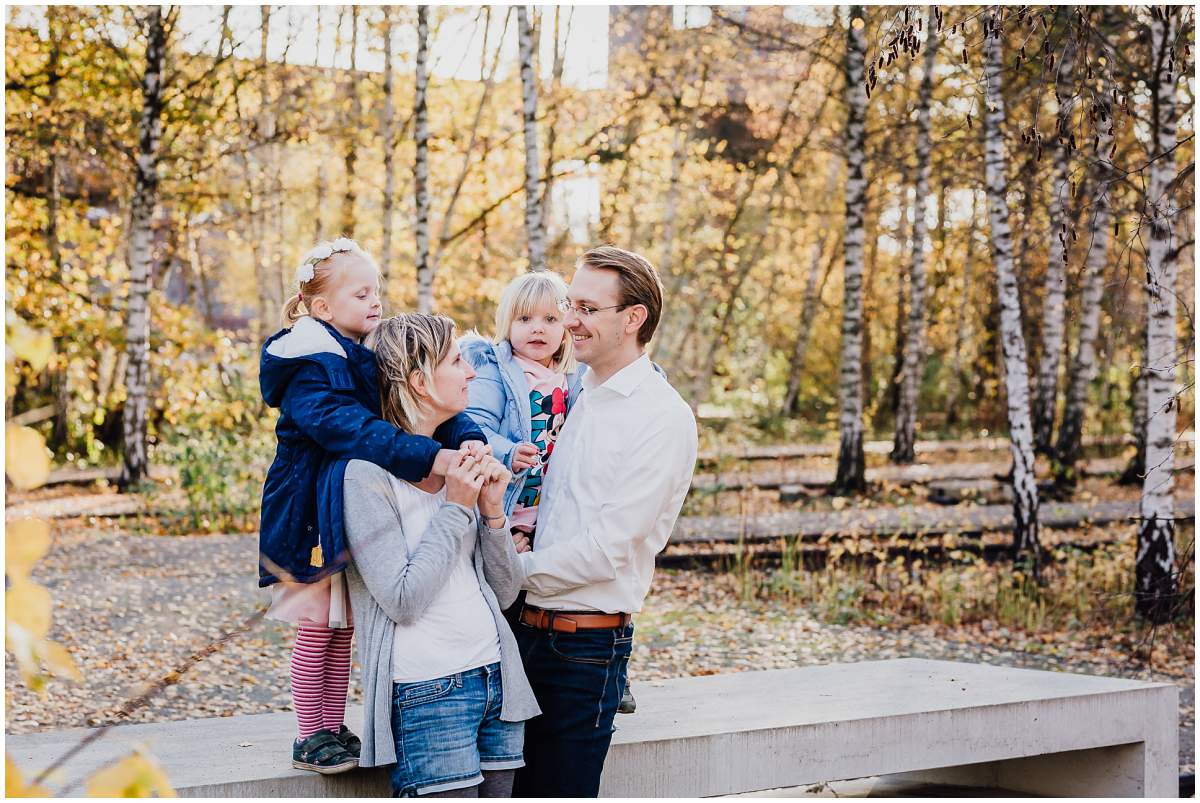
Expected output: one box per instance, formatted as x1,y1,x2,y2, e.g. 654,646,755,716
460,271,583,547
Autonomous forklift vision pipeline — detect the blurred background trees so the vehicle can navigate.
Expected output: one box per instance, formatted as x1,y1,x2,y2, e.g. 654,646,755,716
5,6,1193,555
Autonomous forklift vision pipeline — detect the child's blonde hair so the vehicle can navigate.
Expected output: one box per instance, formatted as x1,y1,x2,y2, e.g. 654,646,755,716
368,313,457,433
494,271,576,373
281,238,380,327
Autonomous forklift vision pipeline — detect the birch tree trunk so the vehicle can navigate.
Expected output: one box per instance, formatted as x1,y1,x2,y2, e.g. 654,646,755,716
46,10,68,450
45,10,63,274
517,6,546,271
380,7,396,306
1033,34,1076,454
983,16,1041,577
1054,69,1115,493
341,5,359,238
414,6,433,313
119,6,168,490
1135,7,1180,624
833,6,868,494
891,7,939,464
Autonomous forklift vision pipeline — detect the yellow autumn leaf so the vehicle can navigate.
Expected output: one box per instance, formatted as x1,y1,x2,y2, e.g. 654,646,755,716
6,424,52,491
86,752,176,798
6,621,44,692
6,518,51,581
40,639,82,682
7,580,52,639
6,313,54,372
6,754,51,797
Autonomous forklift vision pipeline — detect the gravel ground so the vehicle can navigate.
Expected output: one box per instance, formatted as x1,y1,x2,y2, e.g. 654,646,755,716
6,521,1193,776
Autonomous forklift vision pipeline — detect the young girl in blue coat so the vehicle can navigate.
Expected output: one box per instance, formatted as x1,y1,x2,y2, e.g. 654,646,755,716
259,238,487,774
460,271,582,572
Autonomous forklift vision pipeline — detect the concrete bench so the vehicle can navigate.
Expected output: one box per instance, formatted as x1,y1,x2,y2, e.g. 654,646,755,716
7,658,1176,797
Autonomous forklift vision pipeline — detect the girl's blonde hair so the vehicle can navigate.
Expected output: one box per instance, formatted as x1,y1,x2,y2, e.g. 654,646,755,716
494,271,576,372
281,240,380,327
368,313,456,433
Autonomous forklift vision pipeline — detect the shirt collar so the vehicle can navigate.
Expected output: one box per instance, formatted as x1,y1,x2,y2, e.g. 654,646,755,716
583,353,652,398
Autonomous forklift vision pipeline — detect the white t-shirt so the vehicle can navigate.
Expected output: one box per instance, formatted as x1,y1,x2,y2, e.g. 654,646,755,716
388,477,500,683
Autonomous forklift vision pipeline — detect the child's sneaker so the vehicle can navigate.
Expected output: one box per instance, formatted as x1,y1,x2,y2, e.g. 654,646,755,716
333,724,361,759
292,729,357,774
618,683,636,714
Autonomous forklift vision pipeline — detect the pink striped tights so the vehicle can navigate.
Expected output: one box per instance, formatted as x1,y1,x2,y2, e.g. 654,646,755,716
290,624,354,740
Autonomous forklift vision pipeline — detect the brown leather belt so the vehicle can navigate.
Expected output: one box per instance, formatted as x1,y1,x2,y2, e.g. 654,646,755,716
520,605,631,634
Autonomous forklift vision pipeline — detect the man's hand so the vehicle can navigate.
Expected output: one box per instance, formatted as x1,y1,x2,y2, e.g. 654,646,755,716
511,443,540,472
460,440,491,461
511,530,532,554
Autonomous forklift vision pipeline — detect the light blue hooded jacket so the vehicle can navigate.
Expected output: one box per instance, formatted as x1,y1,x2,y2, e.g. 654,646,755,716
459,334,584,516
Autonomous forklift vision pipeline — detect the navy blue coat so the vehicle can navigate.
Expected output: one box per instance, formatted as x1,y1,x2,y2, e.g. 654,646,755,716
258,317,484,587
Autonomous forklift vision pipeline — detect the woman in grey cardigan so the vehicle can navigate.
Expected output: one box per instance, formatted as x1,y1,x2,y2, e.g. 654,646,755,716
343,313,540,797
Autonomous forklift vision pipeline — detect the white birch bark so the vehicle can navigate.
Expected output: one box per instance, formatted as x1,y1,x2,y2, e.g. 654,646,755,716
119,6,167,489
983,16,1041,574
517,5,546,271
414,5,433,312
891,7,939,463
1055,69,1115,491
1033,36,1076,453
1136,7,1180,623
834,6,868,493
380,7,396,306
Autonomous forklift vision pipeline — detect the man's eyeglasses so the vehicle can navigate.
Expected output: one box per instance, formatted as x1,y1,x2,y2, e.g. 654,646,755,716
557,299,628,317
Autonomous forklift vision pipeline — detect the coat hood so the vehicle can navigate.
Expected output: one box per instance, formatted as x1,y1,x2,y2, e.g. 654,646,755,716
458,333,507,369
260,316,350,408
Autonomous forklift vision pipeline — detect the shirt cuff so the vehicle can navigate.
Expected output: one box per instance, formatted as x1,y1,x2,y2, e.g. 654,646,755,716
443,502,476,526
480,512,508,531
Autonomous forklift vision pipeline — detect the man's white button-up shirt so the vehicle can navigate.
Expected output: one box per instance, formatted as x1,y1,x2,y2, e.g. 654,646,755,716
518,353,698,613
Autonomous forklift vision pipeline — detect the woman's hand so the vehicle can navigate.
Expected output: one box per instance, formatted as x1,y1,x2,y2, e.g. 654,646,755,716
478,456,511,520
511,531,532,554
445,451,486,508
510,443,540,472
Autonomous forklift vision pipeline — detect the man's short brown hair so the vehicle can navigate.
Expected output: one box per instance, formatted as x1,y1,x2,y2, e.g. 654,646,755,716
578,245,664,346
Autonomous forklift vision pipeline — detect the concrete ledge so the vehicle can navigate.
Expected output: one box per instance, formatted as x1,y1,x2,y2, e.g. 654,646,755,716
6,659,1177,797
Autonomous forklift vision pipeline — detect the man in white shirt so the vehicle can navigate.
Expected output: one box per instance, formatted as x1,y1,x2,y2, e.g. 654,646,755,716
505,246,698,797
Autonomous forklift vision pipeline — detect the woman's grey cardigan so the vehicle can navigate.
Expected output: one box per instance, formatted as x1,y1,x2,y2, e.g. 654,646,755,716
342,459,541,769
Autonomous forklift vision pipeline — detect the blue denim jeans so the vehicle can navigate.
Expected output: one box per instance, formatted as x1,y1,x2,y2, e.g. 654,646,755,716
389,663,524,797
512,620,633,797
